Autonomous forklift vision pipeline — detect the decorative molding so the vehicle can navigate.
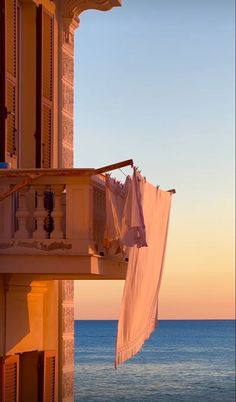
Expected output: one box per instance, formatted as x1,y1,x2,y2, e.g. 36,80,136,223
62,0,121,19
62,17,80,41
62,0,122,34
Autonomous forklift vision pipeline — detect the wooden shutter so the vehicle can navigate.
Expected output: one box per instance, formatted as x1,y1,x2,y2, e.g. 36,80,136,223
0,356,2,401
0,0,18,167
36,5,54,168
0,355,19,402
19,351,39,402
39,351,56,402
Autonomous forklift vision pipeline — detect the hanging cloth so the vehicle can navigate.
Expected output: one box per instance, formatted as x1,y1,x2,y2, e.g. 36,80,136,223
120,169,147,248
104,168,147,254
115,181,173,367
104,175,130,244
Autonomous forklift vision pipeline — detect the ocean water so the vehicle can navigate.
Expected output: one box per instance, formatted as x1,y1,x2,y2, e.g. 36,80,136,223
74,320,235,402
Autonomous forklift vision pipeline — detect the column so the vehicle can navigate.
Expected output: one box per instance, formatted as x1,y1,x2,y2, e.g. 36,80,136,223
59,280,74,402
60,19,78,168
58,17,77,402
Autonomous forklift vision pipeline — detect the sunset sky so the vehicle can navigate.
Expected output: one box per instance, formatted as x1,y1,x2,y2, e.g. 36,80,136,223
73,0,235,320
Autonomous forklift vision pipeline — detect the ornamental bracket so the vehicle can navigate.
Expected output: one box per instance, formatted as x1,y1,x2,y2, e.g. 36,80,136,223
62,0,122,35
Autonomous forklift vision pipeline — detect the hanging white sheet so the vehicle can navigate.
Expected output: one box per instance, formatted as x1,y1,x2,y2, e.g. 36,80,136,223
115,180,173,367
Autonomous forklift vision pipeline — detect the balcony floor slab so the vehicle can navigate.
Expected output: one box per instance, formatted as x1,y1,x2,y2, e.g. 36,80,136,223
0,254,127,279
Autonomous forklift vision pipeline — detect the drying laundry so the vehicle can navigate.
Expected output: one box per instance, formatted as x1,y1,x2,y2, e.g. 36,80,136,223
104,168,147,254
115,179,173,367
104,175,130,244
121,169,147,248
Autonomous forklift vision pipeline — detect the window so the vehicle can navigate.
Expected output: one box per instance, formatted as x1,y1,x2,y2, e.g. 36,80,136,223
0,0,19,168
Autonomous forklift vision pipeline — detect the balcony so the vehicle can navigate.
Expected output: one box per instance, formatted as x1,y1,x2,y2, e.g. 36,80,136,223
0,167,128,279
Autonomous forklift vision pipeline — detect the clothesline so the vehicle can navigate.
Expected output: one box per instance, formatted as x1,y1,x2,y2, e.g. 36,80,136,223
0,159,176,201
104,163,176,195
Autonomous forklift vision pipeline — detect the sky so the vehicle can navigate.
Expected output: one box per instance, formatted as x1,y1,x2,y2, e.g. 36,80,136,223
73,0,235,320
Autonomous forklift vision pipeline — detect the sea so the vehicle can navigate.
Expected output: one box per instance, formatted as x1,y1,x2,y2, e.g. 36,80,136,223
74,320,235,402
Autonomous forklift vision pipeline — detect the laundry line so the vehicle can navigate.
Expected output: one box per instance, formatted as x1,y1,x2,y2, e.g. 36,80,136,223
0,159,134,202
0,159,176,201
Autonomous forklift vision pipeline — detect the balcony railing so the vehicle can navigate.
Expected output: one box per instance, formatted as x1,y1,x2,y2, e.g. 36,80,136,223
0,168,116,257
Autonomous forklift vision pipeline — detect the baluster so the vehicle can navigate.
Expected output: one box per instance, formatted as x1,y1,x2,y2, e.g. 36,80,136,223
51,185,64,239
32,185,47,239
44,189,54,238
14,188,30,239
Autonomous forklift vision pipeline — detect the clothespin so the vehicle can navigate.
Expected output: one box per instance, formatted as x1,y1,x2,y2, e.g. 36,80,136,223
167,189,176,194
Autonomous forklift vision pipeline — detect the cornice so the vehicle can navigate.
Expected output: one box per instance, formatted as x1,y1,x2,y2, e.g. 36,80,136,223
62,0,122,20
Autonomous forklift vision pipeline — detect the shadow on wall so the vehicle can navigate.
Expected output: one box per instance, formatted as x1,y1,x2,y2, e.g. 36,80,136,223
5,276,32,354
0,275,31,354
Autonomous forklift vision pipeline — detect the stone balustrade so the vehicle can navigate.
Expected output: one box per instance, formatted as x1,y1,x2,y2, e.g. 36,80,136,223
0,169,108,256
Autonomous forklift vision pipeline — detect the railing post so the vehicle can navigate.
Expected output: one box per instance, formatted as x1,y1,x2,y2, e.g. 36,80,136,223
0,185,13,239
51,185,64,239
93,185,106,254
65,181,94,253
32,185,47,239
14,187,30,239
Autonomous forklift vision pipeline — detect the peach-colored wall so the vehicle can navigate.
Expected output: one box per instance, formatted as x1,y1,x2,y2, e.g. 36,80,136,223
0,277,59,355
4,280,58,355
0,278,59,355
0,278,59,402
43,280,59,350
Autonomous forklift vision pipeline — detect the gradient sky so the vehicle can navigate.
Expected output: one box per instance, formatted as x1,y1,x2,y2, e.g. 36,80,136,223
73,0,235,319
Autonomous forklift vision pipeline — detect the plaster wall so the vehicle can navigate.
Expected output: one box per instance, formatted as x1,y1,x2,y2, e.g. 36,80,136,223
6,285,42,354
2,279,58,355
43,280,59,350
0,277,59,401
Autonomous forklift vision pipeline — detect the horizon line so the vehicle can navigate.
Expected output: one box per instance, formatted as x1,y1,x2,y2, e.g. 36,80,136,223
74,318,235,321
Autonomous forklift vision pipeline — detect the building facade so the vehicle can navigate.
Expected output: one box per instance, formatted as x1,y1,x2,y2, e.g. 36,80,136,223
0,1,124,401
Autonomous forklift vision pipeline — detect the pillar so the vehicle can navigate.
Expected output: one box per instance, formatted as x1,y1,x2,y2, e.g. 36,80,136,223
59,280,74,402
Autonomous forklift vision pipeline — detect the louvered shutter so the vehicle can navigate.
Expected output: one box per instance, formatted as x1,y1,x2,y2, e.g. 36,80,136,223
39,351,56,402
19,351,39,402
0,356,2,401
0,0,18,167
1,355,19,402
36,5,54,168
